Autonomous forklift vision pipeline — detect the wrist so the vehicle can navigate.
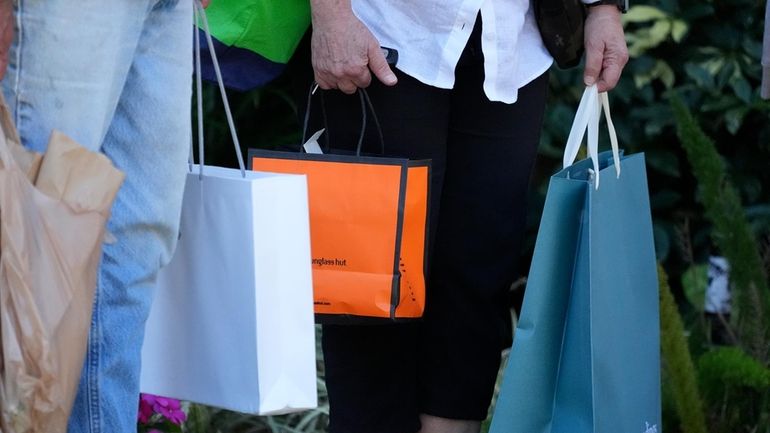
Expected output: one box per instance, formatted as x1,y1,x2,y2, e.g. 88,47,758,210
586,4,622,17
310,0,354,26
585,0,628,13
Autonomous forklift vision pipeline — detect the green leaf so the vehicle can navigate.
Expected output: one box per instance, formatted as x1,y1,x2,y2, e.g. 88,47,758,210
724,107,748,135
634,73,654,89
632,59,676,89
701,57,726,76
671,20,689,43
648,20,673,45
681,264,708,312
730,77,752,104
701,96,739,112
716,60,736,89
742,38,763,60
626,19,674,57
655,60,676,88
684,63,715,89
623,5,668,23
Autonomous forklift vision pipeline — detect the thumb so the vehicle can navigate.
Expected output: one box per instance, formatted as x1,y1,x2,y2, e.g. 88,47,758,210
368,43,397,86
583,42,603,87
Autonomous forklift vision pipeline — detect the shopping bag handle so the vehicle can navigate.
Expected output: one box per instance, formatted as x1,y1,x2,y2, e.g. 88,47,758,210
192,0,246,178
562,84,620,189
301,84,386,157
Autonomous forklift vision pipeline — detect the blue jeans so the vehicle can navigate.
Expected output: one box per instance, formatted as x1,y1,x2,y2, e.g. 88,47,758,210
2,1,193,431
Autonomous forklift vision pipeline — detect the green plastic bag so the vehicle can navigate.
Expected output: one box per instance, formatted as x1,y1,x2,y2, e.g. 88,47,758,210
201,0,310,64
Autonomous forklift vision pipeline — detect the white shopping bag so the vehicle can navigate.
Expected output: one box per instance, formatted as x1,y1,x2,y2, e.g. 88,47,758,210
140,2,317,415
140,165,316,415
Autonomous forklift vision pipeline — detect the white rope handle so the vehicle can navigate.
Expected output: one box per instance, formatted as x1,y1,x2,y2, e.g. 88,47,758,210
193,0,246,177
562,84,621,189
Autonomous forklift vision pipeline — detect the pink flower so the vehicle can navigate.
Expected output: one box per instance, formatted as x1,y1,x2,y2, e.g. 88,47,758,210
153,396,187,425
138,393,187,425
138,394,155,424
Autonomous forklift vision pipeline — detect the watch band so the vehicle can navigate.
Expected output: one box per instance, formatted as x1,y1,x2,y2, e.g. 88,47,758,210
586,0,628,13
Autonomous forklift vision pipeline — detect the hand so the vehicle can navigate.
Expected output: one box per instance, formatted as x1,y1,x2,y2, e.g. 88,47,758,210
310,4,397,94
583,5,628,92
0,0,13,81
201,0,211,7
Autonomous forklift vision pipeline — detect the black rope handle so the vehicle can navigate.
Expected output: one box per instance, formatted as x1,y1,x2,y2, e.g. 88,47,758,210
301,84,386,157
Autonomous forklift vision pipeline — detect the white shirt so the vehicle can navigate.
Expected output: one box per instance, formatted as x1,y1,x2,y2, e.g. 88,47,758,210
352,0,553,104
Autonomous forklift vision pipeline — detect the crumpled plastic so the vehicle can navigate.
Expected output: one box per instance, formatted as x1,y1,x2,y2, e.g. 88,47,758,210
0,94,124,433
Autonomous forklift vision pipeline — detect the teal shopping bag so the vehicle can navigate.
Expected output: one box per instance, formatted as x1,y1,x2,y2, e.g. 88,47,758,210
490,86,661,433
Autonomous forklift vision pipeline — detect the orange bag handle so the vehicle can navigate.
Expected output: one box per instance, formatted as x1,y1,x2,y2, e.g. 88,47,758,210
301,85,385,157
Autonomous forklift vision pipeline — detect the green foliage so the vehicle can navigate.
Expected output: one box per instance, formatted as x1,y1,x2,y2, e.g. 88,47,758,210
671,93,770,361
659,264,709,433
699,347,770,394
697,347,770,433
623,5,687,65
681,264,707,313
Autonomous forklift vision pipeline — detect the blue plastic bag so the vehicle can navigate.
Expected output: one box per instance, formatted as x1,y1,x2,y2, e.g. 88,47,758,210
489,86,661,433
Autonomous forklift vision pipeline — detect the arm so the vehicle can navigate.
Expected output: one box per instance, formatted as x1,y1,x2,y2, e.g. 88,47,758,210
309,0,397,94
0,0,13,80
583,5,628,92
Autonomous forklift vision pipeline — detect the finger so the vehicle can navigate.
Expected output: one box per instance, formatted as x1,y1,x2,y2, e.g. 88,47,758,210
583,41,604,87
597,62,622,92
201,0,211,7
337,79,358,95
350,67,372,89
367,43,397,86
314,74,334,91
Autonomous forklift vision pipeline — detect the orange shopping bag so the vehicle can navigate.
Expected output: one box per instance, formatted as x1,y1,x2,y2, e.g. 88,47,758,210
249,113,430,322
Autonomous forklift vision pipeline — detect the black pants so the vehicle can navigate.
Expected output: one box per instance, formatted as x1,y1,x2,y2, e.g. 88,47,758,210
290,20,549,433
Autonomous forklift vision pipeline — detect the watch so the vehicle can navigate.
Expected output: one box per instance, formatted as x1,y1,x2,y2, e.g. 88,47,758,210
586,0,628,13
